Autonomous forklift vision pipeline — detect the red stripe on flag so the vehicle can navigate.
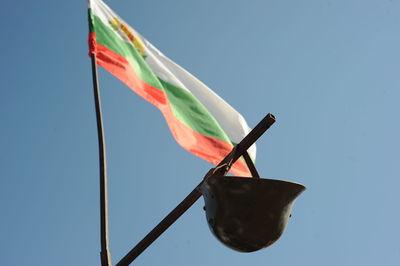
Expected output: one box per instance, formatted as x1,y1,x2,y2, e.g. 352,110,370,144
89,34,251,176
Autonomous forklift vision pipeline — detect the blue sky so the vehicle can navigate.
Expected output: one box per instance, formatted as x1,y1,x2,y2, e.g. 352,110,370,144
1,0,399,265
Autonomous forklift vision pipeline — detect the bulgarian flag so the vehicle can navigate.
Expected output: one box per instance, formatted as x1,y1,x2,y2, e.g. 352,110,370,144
88,0,255,176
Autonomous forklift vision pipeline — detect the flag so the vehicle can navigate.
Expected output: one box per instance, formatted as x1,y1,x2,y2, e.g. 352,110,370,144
88,0,255,176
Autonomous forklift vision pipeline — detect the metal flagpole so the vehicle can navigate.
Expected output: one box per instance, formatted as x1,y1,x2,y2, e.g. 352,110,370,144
90,52,112,266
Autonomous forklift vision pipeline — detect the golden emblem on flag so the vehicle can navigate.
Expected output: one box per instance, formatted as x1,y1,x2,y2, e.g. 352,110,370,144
109,18,145,56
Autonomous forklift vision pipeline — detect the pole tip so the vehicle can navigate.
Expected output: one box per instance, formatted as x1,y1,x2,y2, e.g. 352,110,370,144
266,113,276,121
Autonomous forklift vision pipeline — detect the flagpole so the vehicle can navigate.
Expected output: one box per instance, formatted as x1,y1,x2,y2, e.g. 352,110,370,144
90,52,112,266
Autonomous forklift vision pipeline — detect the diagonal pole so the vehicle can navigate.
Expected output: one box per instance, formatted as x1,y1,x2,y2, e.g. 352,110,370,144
243,151,260,178
116,113,276,266
90,52,112,266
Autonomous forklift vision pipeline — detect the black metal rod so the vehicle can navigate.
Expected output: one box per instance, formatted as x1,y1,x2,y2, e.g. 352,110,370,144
116,114,276,266
219,113,276,170
243,151,260,178
91,53,112,266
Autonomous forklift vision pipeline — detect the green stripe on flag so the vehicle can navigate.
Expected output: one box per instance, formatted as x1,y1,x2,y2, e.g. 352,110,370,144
159,79,232,144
